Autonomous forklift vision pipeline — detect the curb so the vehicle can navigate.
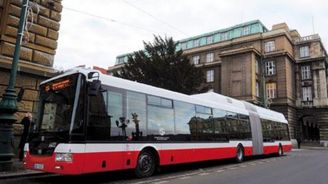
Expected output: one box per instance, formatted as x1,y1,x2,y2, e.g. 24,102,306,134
0,170,50,180
302,146,328,150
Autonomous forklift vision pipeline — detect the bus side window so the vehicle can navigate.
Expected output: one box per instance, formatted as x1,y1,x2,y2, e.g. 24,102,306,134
107,91,125,140
87,90,111,140
126,91,147,141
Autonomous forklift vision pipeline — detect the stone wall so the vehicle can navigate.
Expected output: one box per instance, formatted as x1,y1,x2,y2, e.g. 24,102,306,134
0,0,62,156
0,0,62,67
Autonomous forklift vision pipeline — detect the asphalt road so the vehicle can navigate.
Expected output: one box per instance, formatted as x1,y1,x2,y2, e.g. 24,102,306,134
2,148,328,184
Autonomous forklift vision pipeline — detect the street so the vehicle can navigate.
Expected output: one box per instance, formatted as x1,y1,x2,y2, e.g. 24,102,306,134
2,148,328,184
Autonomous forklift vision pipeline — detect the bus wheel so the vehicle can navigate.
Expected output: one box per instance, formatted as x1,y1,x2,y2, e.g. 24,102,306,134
235,145,244,163
135,150,156,178
278,145,284,156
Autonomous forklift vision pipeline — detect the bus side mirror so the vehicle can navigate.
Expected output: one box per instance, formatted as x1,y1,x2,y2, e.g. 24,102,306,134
88,72,99,80
89,80,102,96
17,88,25,102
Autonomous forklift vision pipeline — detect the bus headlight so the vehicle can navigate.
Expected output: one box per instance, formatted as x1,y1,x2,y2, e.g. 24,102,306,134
55,153,73,162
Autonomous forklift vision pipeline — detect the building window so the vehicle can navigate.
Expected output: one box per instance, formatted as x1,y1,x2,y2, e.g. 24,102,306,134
221,32,229,40
193,39,200,47
255,59,259,74
265,61,275,76
302,87,312,101
301,65,311,80
206,52,214,63
300,46,310,58
266,83,277,99
192,55,200,65
265,41,275,52
256,81,260,97
207,36,213,44
181,42,187,50
206,70,214,82
243,26,250,35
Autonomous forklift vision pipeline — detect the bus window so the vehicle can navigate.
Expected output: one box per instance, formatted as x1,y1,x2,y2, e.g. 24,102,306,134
238,114,252,140
87,88,111,140
106,91,126,140
213,108,229,141
193,106,213,141
174,101,195,141
126,91,147,141
147,97,174,141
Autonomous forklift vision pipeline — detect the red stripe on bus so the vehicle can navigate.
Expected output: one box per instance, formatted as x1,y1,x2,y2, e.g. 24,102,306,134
25,144,291,175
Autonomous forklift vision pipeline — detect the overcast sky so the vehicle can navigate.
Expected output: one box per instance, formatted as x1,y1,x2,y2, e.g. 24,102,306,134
54,0,328,70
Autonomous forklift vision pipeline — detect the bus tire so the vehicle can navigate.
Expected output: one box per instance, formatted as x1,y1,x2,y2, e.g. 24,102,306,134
135,149,156,178
235,144,244,163
278,144,284,156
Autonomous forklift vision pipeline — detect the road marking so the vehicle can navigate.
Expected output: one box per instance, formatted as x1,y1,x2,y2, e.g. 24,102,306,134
153,181,169,184
179,176,192,180
249,163,256,166
131,182,145,184
228,167,237,170
199,172,210,176
240,165,247,168
216,169,224,173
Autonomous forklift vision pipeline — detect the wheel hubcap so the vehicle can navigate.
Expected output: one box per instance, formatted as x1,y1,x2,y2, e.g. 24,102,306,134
237,149,243,160
139,154,153,173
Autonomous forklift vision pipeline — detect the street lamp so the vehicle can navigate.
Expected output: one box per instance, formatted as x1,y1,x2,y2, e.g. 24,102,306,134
0,0,29,171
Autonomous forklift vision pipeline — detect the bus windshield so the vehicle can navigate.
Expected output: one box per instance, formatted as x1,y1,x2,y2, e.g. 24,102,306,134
38,74,78,133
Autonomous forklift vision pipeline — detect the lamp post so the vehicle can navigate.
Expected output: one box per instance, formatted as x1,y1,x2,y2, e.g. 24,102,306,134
0,0,29,171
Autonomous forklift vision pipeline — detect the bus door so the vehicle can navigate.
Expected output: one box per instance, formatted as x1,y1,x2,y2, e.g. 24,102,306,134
249,112,263,155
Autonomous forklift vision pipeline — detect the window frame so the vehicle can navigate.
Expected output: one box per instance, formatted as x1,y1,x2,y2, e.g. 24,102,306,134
300,45,310,58
206,52,214,63
207,36,213,44
301,65,311,80
243,26,250,35
264,41,276,52
266,82,277,99
192,55,200,65
302,86,313,101
193,39,200,47
265,61,276,76
206,69,214,83
256,81,260,97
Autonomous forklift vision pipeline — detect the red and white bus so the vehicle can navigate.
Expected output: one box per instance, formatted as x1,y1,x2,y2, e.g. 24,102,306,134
24,68,292,177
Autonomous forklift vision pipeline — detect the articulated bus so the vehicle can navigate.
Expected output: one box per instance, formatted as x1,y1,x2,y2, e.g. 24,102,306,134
24,68,292,177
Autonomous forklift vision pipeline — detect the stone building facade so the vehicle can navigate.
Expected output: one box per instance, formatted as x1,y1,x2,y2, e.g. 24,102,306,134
114,20,328,146
0,0,62,153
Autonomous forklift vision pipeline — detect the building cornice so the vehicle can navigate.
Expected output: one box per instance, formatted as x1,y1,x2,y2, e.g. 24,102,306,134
295,56,327,64
219,46,261,57
0,56,56,77
263,50,296,63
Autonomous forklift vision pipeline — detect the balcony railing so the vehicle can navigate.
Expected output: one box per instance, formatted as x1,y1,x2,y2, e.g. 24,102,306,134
295,34,320,43
301,101,313,107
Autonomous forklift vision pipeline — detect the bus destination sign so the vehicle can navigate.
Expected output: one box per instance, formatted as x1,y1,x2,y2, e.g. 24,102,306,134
45,79,71,91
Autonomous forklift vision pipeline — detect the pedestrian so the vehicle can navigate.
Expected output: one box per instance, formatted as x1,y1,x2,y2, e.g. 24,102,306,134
18,112,33,161
296,136,302,149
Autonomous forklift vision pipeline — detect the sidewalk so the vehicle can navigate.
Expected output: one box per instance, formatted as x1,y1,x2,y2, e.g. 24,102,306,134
0,159,45,179
301,145,328,150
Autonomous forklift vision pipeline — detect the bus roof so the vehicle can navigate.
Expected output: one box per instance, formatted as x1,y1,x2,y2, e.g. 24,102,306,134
192,92,287,124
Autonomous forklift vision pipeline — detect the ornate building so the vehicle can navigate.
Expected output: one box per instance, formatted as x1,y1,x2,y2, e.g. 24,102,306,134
0,0,62,153
113,20,328,146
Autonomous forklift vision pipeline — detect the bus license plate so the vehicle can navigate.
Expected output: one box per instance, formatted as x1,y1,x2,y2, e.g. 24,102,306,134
34,163,44,170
